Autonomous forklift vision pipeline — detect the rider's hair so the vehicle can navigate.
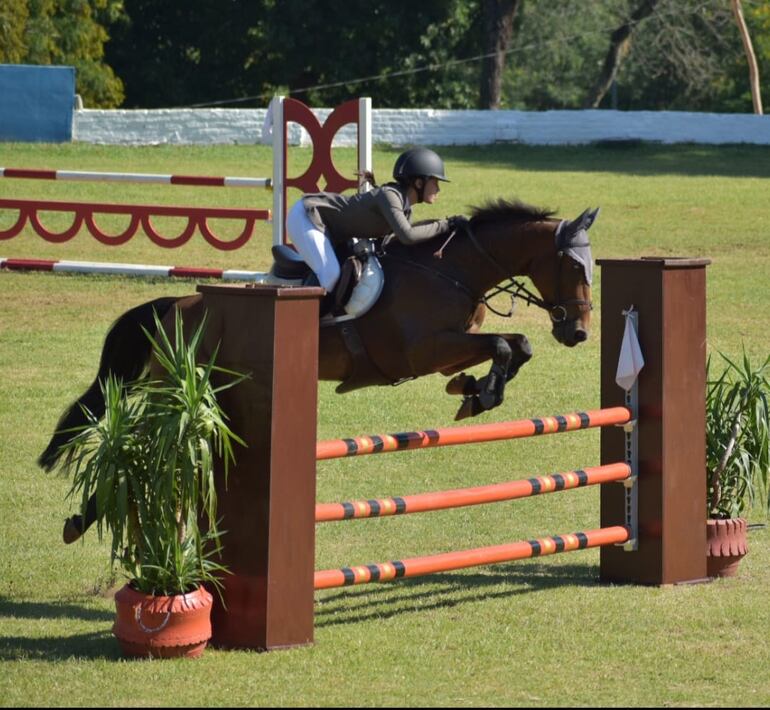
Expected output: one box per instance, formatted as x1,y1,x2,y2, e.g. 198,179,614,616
400,174,427,202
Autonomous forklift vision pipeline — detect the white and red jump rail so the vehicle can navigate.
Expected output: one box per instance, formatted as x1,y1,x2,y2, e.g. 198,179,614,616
0,96,372,279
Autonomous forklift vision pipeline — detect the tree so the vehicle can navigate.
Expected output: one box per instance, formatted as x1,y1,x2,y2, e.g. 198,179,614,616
584,0,660,108
94,0,770,112
1,0,124,107
500,1,619,110
0,0,28,63
612,0,747,111
744,0,770,113
105,0,482,109
731,0,763,114
499,0,768,113
479,0,521,109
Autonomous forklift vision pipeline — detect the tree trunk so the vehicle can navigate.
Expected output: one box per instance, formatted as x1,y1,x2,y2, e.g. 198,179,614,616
731,0,763,115
585,0,660,109
479,0,521,110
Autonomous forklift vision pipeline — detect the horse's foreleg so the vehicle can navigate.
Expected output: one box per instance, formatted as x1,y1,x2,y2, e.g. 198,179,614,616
442,334,532,401
501,334,533,381
464,301,486,334
440,333,531,377
409,332,516,420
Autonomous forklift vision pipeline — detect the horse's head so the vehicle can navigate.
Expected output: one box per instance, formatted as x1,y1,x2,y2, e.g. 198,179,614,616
451,199,597,348
528,208,598,347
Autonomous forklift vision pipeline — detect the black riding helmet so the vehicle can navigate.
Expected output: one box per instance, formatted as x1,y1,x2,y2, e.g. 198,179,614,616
393,147,450,184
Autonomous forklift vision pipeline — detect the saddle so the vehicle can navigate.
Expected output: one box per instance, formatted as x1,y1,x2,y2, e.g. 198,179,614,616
270,240,384,321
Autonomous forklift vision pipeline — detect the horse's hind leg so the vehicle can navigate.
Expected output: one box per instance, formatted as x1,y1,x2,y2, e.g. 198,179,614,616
38,296,178,472
63,495,97,544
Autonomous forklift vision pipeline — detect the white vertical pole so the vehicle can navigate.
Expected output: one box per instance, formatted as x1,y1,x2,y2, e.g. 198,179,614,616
358,97,372,193
622,309,639,552
272,96,285,246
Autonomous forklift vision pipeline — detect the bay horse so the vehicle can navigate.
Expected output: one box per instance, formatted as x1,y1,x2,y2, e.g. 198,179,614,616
39,199,597,540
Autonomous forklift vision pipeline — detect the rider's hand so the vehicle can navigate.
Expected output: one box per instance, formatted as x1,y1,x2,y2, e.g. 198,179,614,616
449,215,470,232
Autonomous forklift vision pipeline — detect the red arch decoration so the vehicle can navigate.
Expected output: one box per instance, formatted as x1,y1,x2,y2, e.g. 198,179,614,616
0,198,269,250
280,98,362,243
1,98,363,255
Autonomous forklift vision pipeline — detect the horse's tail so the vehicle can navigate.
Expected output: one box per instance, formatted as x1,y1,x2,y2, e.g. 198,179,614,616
38,296,179,472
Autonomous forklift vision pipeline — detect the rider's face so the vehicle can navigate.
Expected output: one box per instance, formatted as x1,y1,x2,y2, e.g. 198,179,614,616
421,177,441,204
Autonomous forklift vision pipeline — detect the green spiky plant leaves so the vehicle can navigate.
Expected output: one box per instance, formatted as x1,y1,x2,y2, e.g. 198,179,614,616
58,309,246,596
706,350,770,520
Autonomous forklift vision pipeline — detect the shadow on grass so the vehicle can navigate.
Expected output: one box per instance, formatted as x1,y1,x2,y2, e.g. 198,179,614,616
0,596,114,623
0,596,120,661
0,631,119,661
437,143,770,179
314,560,605,628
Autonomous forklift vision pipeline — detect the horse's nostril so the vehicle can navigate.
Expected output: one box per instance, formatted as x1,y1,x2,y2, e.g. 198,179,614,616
574,330,587,343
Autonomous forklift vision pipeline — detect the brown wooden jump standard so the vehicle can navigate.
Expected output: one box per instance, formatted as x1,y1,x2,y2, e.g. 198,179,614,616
198,257,709,651
598,257,710,585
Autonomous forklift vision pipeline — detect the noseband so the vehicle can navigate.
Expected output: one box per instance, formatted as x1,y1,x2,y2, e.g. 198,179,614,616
465,223,593,322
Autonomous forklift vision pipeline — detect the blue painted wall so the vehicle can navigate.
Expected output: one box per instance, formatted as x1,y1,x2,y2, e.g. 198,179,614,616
0,64,75,142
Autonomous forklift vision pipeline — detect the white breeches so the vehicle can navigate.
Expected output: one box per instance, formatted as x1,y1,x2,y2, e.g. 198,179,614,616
286,199,340,292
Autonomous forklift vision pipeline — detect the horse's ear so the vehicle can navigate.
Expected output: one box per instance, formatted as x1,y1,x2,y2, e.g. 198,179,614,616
573,207,600,232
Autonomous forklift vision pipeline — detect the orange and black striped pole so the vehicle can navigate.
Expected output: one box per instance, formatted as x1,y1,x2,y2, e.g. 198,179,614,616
315,462,630,522
315,407,631,461
314,526,630,590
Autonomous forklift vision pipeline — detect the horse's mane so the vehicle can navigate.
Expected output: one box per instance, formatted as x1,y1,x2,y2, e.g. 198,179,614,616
395,198,556,260
469,198,556,226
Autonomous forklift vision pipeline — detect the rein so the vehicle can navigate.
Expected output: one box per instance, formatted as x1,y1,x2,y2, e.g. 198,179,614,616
482,278,549,318
382,248,476,302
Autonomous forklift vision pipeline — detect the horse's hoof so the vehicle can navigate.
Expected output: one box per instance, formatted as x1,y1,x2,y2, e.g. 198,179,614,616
454,395,484,420
478,389,500,410
62,516,83,544
446,373,478,396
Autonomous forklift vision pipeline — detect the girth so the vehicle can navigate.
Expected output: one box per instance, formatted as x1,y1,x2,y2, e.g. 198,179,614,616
333,322,394,394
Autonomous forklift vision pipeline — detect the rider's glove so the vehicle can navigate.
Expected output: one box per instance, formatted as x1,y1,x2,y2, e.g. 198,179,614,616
448,215,470,232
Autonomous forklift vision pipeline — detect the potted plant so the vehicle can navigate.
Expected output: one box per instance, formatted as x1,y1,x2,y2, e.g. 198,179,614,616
56,311,245,658
706,350,769,578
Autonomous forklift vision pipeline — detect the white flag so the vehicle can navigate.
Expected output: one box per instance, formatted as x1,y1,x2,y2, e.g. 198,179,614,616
615,309,644,391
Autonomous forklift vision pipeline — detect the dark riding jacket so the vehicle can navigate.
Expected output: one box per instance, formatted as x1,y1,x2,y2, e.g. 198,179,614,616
302,183,449,245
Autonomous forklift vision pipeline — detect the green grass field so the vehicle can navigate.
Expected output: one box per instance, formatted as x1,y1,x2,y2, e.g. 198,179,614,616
1,142,769,707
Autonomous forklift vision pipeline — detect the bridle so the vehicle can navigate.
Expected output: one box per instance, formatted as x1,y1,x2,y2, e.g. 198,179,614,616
380,220,593,323
464,221,593,322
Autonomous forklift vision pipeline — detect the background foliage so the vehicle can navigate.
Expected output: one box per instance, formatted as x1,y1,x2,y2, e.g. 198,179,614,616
0,0,125,106
1,0,768,112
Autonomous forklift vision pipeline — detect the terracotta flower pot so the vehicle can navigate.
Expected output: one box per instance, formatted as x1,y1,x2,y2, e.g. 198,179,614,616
113,583,213,659
706,517,748,578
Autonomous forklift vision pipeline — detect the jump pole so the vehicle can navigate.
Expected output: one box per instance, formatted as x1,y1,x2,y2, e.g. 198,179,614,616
315,462,632,522
315,407,631,460
315,526,631,590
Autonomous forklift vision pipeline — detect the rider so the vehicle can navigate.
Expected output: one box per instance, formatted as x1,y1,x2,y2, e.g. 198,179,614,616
285,147,464,296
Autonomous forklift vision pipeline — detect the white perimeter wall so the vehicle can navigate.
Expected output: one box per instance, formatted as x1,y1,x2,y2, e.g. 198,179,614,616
74,107,770,146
